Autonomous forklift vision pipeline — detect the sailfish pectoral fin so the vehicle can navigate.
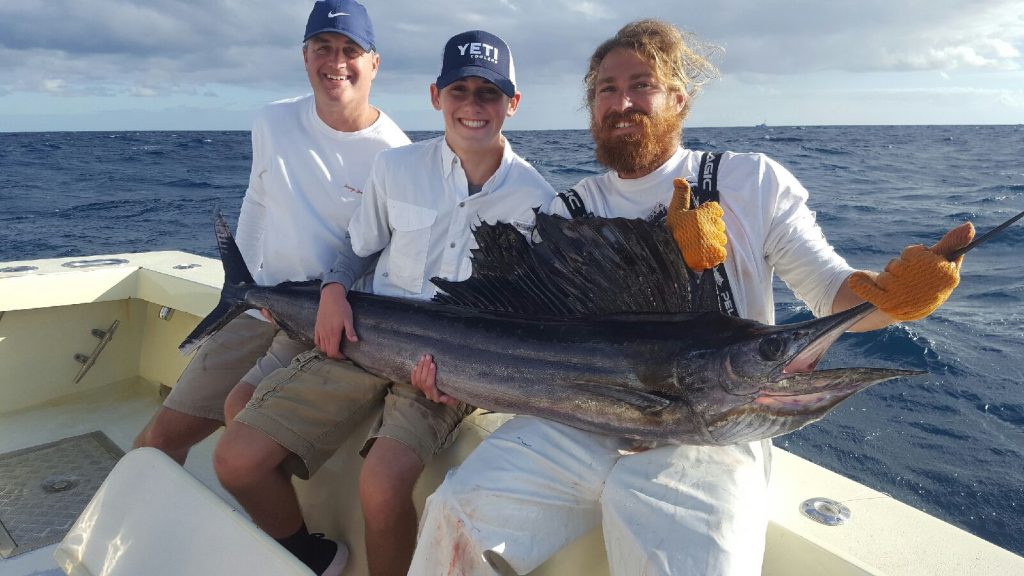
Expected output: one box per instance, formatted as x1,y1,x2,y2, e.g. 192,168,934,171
573,383,673,413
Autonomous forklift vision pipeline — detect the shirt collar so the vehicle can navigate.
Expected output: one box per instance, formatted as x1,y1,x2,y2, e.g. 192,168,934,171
440,136,459,179
439,135,515,193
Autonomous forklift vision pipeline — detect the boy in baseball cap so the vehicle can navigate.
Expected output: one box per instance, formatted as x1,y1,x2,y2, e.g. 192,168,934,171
311,29,554,576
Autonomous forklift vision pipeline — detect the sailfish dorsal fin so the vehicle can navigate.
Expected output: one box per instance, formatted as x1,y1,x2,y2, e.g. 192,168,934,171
430,212,697,317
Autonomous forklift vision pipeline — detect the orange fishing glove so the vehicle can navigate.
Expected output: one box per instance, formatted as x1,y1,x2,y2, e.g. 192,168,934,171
666,178,727,272
848,222,975,321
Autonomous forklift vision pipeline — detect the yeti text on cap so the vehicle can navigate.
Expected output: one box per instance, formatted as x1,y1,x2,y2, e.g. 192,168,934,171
459,41,501,64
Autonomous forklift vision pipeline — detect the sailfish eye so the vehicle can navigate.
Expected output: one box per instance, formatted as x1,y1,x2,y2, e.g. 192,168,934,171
758,336,786,361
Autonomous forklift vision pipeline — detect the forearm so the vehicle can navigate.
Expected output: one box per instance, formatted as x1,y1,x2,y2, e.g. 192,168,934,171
322,233,378,291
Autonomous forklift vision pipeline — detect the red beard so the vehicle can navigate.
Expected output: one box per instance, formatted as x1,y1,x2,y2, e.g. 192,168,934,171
591,106,682,177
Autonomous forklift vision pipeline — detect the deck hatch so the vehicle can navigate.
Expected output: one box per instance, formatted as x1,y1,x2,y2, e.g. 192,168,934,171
0,431,123,558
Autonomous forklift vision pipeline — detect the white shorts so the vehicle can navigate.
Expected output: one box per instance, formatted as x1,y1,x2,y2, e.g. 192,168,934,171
410,416,771,576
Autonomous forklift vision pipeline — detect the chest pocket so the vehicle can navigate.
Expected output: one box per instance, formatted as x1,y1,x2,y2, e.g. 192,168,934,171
386,198,437,294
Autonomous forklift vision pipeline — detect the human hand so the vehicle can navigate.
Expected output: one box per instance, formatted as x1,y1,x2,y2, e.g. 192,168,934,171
314,283,358,360
259,309,278,328
849,221,975,321
411,354,459,406
665,177,727,272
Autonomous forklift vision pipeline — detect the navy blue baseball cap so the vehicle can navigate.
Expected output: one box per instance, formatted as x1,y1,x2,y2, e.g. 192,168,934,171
303,0,375,52
436,30,517,98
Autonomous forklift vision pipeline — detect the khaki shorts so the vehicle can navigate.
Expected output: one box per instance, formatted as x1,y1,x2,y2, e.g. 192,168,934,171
239,330,311,387
163,314,308,422
236,349,474,479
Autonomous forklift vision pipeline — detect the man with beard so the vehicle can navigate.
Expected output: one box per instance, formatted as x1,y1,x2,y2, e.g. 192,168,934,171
406,19,972,576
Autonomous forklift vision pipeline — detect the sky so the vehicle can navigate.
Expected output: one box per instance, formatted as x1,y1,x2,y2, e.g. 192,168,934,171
1,0,1023,132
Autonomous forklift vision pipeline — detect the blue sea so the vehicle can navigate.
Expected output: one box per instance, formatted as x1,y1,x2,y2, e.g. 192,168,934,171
2,125,1022,557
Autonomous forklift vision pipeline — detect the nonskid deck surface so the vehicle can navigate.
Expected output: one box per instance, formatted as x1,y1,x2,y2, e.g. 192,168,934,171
0,432,123,559
0,380,229,576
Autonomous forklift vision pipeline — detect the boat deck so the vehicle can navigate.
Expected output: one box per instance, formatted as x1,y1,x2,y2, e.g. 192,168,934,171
2,250,1022,575
0,379,229,575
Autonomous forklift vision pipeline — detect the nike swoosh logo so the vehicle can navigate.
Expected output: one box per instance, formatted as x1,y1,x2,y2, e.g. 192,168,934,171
327,11,349,18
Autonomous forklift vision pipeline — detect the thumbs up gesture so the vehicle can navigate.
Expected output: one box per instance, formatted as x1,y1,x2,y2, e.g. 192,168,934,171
666,178,728,272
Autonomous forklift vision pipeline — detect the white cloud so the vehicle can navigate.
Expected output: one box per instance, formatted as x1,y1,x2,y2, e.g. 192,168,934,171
1,0,1023,130
983,38,1021,60
699,0,1024,75
997,90,1024,108
563,1,613,20
41,79,66,94
131,87,160,98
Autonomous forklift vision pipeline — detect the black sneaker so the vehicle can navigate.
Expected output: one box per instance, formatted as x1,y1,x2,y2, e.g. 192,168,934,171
298,533,348,576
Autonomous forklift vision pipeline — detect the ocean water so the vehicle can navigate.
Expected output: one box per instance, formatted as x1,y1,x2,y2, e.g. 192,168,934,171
2,125,1023,556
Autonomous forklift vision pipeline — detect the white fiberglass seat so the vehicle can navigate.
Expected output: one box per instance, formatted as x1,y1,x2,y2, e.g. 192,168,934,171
53,447,314,576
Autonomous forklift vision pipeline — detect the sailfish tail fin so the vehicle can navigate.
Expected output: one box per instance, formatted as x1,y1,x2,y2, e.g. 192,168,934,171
178,212,255,355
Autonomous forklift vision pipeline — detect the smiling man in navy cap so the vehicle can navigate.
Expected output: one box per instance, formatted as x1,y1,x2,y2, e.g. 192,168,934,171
186,1,410,575
300,0,378,122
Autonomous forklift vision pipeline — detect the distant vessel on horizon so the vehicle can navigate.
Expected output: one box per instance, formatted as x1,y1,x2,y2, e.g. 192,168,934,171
756,121,769,128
